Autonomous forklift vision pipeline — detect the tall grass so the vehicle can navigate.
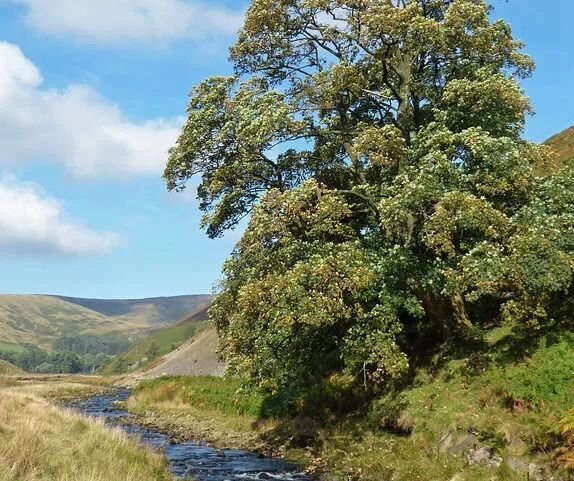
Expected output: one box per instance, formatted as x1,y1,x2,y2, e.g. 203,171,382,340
0,360,25,375
130,376,263,418
127,376,272,452
0,384,172,481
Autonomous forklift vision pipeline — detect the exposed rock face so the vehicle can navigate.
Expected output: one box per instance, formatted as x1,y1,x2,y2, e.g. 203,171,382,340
529,463,546,481
466,446,502,467
447,433,477,455
508,457,528,474
435,430,563,479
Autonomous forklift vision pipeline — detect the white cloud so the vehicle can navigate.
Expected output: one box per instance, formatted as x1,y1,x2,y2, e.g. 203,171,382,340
0,175,119,256
0,41,180,177
9,0,244,44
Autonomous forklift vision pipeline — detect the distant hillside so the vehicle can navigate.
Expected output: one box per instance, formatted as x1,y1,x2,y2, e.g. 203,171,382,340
53,294,211,327
0,294,211,351
141,323,225,378
0,295,137,349
0,359,25,375
546,125,574,168
103,306,212,374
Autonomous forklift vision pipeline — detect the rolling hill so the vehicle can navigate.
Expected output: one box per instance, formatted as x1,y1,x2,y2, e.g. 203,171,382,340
103,306,213,373
0,294,211,351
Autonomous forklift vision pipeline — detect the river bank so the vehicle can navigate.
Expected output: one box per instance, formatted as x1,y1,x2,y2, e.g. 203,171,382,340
0,375,313,481
122,329,574,481
2,327,573,481
0,376,172,481
75,389,310,481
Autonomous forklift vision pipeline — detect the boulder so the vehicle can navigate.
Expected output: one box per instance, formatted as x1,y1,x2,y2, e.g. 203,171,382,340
467,447,502,467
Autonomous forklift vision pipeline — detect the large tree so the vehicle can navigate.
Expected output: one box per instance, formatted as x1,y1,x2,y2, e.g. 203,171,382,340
165,0,573,391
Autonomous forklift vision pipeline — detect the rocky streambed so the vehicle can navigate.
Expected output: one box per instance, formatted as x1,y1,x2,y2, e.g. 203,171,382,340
74,390,311,481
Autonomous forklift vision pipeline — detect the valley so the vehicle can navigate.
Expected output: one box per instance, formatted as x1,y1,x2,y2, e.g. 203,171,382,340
0,294,211,375
1,0,574,479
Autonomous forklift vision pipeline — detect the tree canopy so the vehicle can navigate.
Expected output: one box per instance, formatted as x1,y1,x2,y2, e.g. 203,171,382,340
165,0,573,392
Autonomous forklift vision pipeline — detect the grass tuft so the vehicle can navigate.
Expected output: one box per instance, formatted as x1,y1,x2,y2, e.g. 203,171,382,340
0,381,173,481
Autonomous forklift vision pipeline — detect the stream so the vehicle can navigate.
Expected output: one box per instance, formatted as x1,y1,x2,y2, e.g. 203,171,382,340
74,390,311,481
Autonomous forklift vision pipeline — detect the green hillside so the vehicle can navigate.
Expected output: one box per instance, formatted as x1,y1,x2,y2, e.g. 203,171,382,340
0,294,211,351
0,295,141,349
546,125,574,168
0,360,25,375
103,306,212,373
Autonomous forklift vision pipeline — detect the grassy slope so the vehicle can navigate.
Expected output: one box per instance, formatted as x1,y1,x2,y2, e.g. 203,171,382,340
128,327,574,480
0,294,210,351
0,359,26,375
317,329,574,481
545,125,574,168
0,378,173,481
0,295,140,349
0,340,27,353
103,306,212,373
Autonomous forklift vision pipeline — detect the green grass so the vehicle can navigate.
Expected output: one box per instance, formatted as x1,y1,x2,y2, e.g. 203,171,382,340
132,376,263,417
316,328,574,480
127,375,272,452
103,308,211,374
128,326,574,480
0,340,27,354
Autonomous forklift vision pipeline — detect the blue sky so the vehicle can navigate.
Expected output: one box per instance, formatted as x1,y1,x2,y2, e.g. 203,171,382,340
0,0,572,299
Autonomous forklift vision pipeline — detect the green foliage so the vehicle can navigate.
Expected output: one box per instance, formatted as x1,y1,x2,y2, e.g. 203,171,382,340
165,0,573,393
558,409,574,470
0,345,111,374
53,334,132,356
212,181,411,391
501,335,574,412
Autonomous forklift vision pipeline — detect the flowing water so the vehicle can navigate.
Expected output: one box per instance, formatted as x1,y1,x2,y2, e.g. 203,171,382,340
75,390,311,481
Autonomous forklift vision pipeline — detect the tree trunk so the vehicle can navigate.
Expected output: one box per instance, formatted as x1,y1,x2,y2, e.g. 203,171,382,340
419,291,473,343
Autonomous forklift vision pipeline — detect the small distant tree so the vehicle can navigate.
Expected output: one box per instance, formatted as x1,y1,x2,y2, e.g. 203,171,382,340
166,0,573,391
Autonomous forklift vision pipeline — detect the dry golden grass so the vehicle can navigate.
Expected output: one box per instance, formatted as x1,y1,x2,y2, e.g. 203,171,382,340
0,360,24,375
0,378,173,481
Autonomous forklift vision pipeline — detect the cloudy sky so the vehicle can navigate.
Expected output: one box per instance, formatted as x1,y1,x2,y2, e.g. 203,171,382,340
0,0,572,298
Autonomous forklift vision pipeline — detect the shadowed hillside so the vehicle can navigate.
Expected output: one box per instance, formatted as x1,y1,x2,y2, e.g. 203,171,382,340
54,294,211,326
